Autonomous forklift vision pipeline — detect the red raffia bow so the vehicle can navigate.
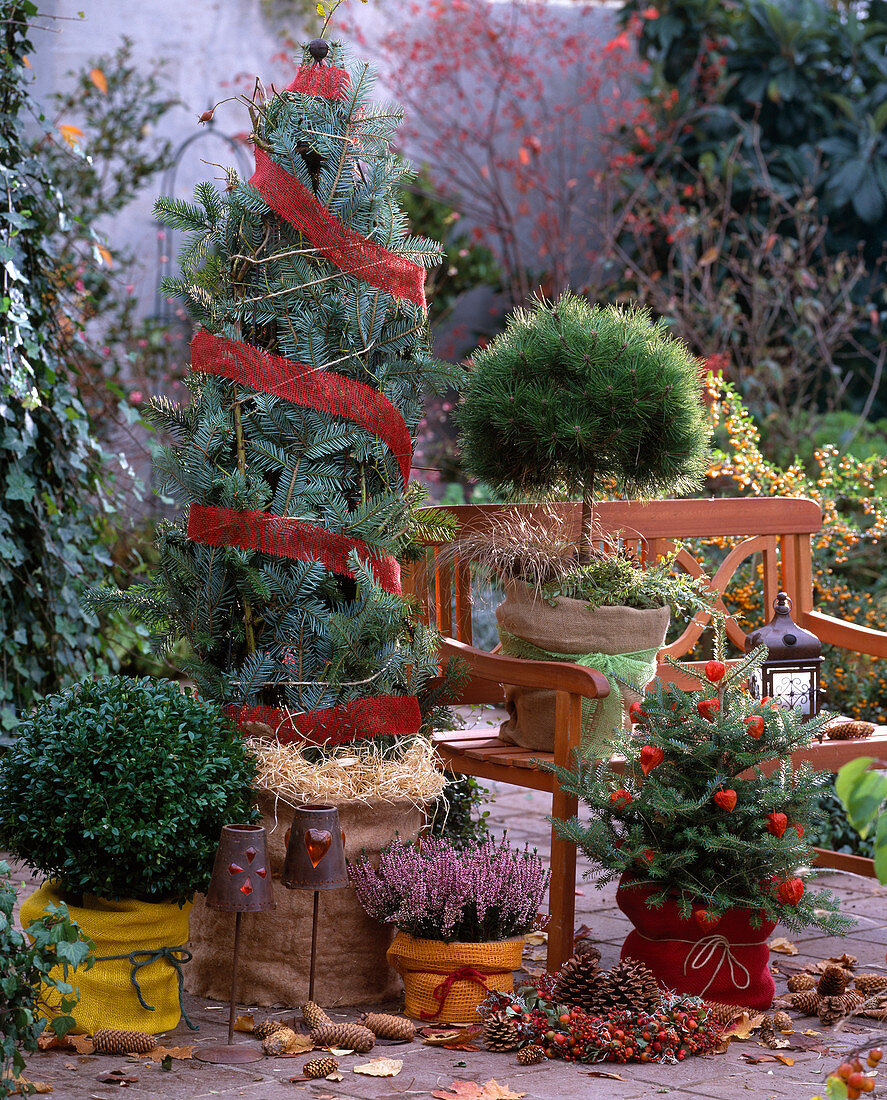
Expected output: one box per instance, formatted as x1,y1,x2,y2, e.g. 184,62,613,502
419,966,492,1021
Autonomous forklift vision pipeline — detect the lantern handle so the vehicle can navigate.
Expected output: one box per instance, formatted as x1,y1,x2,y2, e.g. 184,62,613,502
774,592,792,613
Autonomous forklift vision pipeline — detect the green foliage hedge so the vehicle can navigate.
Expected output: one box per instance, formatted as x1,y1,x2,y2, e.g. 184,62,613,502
0,677,258,902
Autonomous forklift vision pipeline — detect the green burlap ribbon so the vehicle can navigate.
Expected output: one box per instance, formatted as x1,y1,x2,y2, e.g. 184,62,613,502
94,947,198,1031
498,628,660,754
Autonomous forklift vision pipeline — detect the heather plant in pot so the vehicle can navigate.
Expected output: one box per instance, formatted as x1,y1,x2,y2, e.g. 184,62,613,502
547,624,851,1008
456,292,711,753
0,676,257,1033
351,836,548,1022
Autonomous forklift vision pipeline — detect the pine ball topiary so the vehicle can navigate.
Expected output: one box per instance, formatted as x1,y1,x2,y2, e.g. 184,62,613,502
457,292,709,552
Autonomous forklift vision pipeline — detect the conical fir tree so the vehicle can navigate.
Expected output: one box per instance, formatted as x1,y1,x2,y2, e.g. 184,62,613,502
89,41,459,742
548,624,851,933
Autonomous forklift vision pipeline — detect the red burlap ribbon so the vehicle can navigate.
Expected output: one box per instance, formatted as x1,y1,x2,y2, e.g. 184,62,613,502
190,331,412,487
187,503,402,594
249,147,426,308
419,967,492,1021
226,694,421,746
286,65,350,100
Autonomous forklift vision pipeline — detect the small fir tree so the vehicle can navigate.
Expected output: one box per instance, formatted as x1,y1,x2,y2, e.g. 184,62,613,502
548,624,850,933
88,42,460,736
457,291,710,561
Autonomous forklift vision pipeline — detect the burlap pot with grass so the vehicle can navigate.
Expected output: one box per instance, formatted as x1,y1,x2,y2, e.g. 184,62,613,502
186,791,424,1006
497,580,670,756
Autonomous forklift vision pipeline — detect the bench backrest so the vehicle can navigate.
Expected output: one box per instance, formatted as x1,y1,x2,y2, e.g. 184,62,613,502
404,496,823,694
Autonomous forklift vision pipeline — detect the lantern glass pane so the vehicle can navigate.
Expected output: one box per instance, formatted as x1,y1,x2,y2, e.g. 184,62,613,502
749,668,762,701
770,669,813,716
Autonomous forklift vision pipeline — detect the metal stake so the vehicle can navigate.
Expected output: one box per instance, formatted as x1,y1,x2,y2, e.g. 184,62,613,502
308,890,320,1003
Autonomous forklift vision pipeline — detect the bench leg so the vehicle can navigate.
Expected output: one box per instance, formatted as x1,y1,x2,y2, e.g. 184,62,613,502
547,789,578,972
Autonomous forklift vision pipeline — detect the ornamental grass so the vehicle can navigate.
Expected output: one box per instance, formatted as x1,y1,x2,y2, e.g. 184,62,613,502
350,836,549,943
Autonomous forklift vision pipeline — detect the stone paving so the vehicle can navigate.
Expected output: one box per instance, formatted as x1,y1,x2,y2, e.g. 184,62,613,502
6,780,887,1100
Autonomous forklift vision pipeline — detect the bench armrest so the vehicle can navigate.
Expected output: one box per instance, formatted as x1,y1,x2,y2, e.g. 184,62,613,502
440,637,610,699
802,611,887,660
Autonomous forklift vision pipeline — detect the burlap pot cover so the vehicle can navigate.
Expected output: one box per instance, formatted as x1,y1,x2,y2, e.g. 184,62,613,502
20,882,192,1034
616,876,777,1010
186,792,424,1006
496,580,670,755
387,932,525,1023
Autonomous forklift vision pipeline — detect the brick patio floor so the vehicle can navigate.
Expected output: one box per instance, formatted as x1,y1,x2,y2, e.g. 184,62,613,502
6,780,887,1099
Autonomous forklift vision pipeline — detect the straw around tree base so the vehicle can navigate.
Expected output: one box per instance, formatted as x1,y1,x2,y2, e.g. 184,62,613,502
251,736,447,813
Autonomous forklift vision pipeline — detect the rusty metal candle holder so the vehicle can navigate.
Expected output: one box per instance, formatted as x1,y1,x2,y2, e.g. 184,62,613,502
281,803,348,1004
195,824,275,1064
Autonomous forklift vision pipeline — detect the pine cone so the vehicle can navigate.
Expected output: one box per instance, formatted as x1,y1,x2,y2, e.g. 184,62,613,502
93,1028,157,1055
786,972,816,993
818,996,849,1026
254,1018,289,1040
856,974,887,998
574,940,602,964
361,1013,415,1041
303,1056,338,1079
483,1014,523,1053
302,1001,333,1030
552,952,601,1010
517,1043,546,1065
702,1002,748,1028
773,1010,793,1033
826,720,874,741
791,990,820,1016
758,1016,778,1048
817,965,848,996
585,958,661,1017
263,1027,301,1056
310,1022,375,1054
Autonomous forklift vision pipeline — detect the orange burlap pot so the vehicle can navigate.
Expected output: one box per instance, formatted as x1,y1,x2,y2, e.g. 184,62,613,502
387,932,524,1023
186,793,424,1006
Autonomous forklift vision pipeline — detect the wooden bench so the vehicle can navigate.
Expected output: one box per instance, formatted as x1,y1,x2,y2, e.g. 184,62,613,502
404,497,887,970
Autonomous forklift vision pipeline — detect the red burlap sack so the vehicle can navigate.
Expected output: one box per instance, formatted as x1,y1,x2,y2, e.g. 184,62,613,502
616,876,776,1009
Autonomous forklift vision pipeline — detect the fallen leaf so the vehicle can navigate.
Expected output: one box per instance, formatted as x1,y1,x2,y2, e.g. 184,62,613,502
97,1070,139,1086
37,1033,69,1051
774,1054,795,1065
96,245,113,268
353,1058,403,1077
524,931,547,946
1,1080,54,1096
70,1036,95,1055
88,67,108,94
724,1011,766,1040
803,1029,822,1036
326,1072,344,1081
328,1046,354,1055
433,1081,526,1100
151,1046,193,1060
699,246,719,267
768,937,798,956
584,1070,624,1079
64,1063,77,1071
422,1025,482,1050
276,1035,314,1055
233,1013,255,1033
58,124,84,147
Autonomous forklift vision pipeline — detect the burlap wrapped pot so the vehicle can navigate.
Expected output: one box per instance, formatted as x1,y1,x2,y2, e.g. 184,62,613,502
387,932,525,1023
20,883,192,1034
186,792,424,1006
616,875,777,1010
496,580,670,755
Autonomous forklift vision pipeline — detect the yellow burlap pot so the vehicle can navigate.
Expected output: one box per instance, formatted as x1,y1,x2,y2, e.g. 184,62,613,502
19,882,192,1035
387,932,525,1023
186,793,424,1006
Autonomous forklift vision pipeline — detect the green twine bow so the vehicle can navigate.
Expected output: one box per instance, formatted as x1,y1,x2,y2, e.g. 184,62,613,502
498,628,660,754
94,946,198,1031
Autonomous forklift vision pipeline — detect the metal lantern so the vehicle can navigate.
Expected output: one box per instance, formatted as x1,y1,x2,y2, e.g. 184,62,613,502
745,592,824,718
195,824,275,1064
282,803,348,1005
